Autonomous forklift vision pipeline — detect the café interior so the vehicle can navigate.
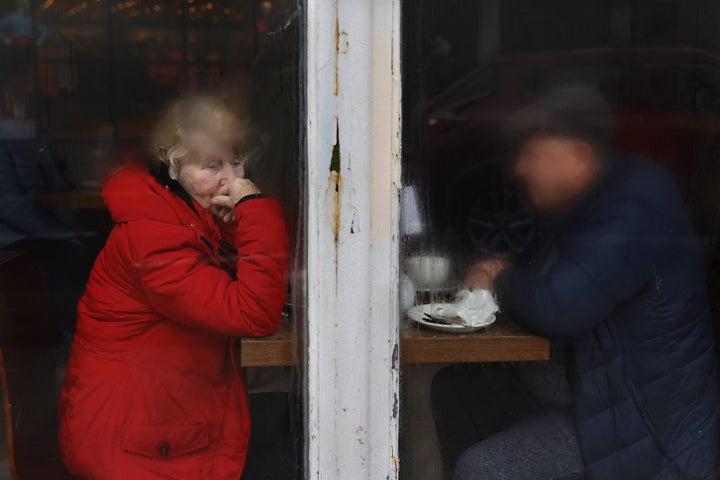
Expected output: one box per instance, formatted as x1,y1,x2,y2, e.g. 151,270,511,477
2,0,720,478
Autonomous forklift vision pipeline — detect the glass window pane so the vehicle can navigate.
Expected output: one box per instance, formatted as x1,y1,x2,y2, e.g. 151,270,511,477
0,1,304,479
400,2,720,479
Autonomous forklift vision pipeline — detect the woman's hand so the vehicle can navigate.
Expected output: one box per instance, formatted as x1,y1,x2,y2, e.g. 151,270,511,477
209,185,234,222
210,179,261,223
464,258,510,292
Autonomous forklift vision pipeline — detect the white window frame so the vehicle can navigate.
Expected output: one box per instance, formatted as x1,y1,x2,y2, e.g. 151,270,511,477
305,0,402,478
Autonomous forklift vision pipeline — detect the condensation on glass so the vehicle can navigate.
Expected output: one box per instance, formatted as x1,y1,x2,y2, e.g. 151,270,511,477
400,2,720,479
0,1,304,479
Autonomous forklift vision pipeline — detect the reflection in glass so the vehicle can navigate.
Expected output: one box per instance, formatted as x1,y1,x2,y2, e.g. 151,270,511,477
401,2,720,479
0,1,304,479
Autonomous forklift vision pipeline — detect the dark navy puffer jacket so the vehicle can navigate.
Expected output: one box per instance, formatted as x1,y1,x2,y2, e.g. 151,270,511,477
496,154,718,479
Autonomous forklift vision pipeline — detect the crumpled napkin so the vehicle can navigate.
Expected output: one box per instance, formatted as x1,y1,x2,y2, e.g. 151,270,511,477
436,289,498,327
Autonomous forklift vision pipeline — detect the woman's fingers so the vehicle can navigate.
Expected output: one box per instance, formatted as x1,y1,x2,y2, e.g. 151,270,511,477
209,201,237,223
209,204,223,217
222,210,236,223
211,195,234,209
211,179,260,217
227,178,261,204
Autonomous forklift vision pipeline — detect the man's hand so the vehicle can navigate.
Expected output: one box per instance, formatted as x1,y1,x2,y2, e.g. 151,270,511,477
464,258,510,292
210,179,261,223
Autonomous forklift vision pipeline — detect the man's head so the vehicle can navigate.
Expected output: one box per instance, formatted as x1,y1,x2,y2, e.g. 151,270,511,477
508,85,614,214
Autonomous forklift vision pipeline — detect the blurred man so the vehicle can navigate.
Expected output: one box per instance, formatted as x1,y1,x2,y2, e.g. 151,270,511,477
456,86,718,479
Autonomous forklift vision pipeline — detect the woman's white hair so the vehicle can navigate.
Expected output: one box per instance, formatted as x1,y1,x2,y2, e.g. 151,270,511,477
151,94,246,180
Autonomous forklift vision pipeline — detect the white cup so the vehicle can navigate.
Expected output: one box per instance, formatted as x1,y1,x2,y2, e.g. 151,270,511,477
405,255,452,291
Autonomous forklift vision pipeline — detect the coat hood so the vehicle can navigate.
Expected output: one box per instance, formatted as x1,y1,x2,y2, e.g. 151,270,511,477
102,154,199,226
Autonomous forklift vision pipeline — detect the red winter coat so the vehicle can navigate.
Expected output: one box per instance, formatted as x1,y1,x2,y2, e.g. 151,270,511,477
58,157,288,479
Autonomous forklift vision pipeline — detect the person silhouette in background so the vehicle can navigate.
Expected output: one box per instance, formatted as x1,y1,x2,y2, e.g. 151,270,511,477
0,139,89,369
0,140,76,248
443,86,718,480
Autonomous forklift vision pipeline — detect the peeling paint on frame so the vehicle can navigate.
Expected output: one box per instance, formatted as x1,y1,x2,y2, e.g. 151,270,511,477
328,124,342,244
306,0,401,477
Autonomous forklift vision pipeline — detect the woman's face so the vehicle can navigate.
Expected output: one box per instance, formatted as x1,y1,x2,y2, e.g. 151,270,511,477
178,143,245,209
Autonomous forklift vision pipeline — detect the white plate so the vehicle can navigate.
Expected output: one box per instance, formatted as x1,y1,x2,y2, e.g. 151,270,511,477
406,303,495,333
414,286,457,293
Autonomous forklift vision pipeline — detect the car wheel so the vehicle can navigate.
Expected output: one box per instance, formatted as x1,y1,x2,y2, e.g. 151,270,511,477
464,187,535,257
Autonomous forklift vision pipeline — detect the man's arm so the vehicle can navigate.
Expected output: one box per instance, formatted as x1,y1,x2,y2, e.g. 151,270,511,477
495,200,652,339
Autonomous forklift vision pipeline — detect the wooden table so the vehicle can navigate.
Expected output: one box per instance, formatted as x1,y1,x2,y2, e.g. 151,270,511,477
401,315,549,364
240,317,295,367
239,316,549,367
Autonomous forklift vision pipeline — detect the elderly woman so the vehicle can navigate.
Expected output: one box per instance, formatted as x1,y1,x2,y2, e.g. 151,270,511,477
57,95,289,479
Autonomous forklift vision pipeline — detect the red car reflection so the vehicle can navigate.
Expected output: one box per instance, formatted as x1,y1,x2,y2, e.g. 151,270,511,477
418,47,720,257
